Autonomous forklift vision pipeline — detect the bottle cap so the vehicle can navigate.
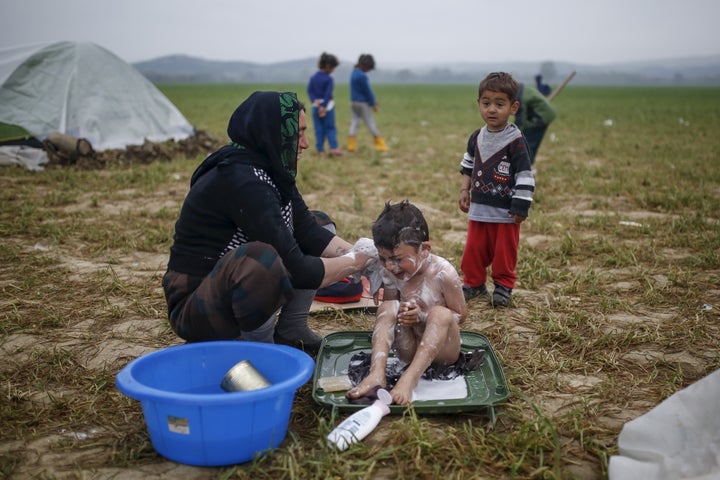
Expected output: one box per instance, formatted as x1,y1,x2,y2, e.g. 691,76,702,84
377,388,392,405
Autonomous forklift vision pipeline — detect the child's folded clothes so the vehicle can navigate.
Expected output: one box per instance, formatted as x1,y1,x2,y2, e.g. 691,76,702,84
310,209,365,304
346,348,486,405
314,276,363,303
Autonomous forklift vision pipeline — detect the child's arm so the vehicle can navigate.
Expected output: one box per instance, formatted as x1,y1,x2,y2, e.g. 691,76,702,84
359,73,376,107
508,136,534,221
459,173,472,213
458,131,479,213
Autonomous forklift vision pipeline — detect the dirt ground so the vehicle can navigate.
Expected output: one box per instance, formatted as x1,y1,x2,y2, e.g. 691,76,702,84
2,145,719,479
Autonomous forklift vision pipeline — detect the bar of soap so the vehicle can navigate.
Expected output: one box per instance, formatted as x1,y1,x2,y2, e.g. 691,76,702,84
318,375,353,392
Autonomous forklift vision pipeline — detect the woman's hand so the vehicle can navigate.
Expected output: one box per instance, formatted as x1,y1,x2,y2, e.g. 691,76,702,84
321,237,379,288
349,238,378,270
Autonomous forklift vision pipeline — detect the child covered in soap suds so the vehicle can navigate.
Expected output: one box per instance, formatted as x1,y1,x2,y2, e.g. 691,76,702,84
346,200,467,405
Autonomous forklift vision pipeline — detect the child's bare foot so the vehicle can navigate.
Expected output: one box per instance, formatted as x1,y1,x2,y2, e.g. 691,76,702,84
390,377,416,405
346,374,386,399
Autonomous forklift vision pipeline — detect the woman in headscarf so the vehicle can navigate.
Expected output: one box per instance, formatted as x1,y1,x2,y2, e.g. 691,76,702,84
163,91,377,352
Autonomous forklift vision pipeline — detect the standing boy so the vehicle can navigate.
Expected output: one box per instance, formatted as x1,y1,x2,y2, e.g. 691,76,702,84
346,200,467,405
458,72,535,307
347,54,389,152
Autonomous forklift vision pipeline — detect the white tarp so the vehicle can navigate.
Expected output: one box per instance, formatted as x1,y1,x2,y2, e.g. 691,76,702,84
608,369,720,480
0,41,193,151
0,145,49,171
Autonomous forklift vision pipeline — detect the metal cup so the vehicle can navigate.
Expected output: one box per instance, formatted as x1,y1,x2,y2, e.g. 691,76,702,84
221,360,271,392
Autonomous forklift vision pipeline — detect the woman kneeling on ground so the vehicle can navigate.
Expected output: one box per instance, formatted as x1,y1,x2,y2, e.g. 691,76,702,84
163,91,378,354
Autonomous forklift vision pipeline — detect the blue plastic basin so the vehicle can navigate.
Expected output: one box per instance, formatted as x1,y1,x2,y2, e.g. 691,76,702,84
116,341,314,466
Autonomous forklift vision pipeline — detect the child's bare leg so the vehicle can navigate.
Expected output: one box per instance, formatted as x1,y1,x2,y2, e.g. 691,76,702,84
347,301,399,399
391,306,461,405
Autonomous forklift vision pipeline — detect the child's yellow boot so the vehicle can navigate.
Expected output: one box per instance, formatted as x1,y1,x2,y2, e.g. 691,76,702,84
347,137,357,152
374,136,389,152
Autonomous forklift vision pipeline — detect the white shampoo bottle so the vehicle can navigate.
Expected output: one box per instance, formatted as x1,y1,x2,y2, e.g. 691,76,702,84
327,389,392,451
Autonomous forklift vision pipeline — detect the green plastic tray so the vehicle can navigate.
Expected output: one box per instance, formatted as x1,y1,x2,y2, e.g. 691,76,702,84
312,331,509,420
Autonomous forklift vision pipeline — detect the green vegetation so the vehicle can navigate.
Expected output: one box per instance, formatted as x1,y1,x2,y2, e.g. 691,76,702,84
1,84,719,479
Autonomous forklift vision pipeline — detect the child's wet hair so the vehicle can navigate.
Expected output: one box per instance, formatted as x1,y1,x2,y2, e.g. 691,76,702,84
478,72,520,103
372,200,429,251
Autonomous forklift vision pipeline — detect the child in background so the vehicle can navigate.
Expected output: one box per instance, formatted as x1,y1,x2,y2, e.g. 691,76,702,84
458,72,535,307
307,52,342,155
346,200,466,405
347,54,389,152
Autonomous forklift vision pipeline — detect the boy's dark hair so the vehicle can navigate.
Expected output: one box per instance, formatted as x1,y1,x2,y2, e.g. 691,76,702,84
372,200,429,251
318,52,339,69
355,54,375,71
478,72,519,103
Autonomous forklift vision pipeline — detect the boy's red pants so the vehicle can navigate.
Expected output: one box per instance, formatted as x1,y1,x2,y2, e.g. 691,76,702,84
461,221,520,289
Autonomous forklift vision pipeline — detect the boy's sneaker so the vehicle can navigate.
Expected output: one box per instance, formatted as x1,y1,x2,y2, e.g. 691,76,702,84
463,284,488,301
492,283,512,307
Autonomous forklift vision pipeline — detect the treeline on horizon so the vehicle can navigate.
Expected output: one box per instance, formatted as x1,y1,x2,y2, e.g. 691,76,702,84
135,57,720,86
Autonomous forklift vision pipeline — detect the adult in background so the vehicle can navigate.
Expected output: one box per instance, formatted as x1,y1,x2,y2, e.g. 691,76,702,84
515,81,557,165
163,91,378,354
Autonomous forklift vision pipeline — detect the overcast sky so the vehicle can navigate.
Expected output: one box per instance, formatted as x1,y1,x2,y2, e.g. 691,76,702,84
1,0,718,67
